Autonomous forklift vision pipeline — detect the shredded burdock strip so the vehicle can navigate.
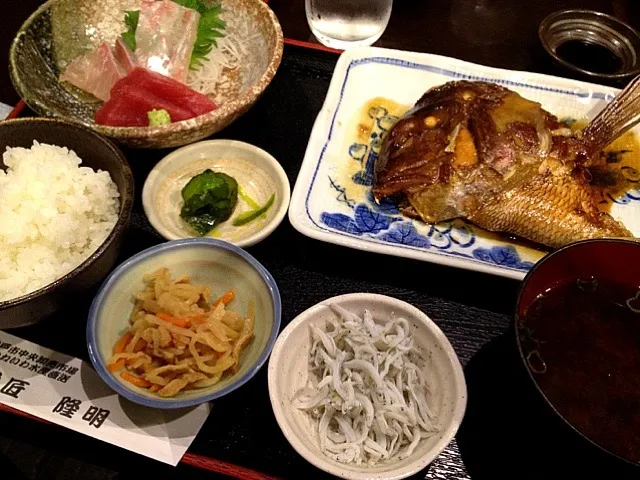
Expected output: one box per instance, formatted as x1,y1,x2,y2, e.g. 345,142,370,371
109,268,255,397
293,305,439,465
231,303,255,371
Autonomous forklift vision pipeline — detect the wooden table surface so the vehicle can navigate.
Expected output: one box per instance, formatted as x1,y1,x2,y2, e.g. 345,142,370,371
269,0,640,82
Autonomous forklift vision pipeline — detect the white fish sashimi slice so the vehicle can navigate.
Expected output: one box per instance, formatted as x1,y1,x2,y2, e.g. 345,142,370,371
113,38,137,73
59,42,125,101
134,0,200,83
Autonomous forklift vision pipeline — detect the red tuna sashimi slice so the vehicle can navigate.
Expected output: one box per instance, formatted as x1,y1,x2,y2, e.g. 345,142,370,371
113,38,137,73
60,42,125,101
134,0,200,83
111,67,217,116
95,82,196,126
95,94,148,127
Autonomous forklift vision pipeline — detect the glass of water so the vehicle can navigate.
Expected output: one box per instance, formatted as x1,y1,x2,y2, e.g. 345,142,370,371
305,0,393,50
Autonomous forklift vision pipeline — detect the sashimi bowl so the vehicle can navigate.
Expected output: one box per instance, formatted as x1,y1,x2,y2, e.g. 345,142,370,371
9,0,283,149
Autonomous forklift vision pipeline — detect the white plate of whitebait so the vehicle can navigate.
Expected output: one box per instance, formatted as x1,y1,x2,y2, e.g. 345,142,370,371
267,293,467,480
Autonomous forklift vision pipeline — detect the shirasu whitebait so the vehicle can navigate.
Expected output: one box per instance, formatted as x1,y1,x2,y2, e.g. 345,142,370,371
293,304,439,465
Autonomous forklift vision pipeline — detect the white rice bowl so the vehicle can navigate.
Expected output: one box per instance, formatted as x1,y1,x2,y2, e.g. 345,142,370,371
0,141,119,301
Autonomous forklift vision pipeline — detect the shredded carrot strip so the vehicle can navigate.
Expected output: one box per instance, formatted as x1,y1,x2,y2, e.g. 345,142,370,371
189,315,206,326
156,312,190,328
213,289,235,306
107,359,126,372
121,371,151,388
114,332,133,354
133,339,147,352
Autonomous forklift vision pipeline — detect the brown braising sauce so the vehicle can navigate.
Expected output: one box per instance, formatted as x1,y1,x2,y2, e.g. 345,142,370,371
519,278,640,463
570,121,640,213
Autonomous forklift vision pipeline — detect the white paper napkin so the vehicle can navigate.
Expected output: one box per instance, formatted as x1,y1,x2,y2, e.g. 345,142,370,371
0,330,211,466
0,102,14,120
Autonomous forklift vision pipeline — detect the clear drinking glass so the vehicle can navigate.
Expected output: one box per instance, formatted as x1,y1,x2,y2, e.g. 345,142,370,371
305,0,393,50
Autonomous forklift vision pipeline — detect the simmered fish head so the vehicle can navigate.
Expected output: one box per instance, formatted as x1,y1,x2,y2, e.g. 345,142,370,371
373,81,631,247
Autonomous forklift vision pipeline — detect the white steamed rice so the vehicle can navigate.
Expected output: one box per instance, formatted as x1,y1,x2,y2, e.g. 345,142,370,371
0,141,119,301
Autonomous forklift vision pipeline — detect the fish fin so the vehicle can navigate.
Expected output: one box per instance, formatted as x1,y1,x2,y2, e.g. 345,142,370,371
467,171,631,248
583,75,640,157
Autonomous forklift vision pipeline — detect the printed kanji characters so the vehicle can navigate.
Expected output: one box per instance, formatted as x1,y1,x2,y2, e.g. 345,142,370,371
52,396,82,419
35,355,48,365
82,406,110,428
0,378,29,398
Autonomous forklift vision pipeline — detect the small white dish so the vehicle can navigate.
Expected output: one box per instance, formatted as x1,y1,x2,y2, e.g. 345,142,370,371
267,293,467,480
143,140,290,247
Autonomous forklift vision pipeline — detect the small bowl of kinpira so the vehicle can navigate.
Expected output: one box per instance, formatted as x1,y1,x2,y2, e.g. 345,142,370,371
515,238,640,468
142,139,290,248
87,238,281,408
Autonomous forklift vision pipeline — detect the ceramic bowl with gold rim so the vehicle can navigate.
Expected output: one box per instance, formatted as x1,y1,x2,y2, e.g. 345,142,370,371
9,0,283,149
142,140,290,247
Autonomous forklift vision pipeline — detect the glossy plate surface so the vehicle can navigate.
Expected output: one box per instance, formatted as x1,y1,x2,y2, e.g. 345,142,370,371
289,46,640,279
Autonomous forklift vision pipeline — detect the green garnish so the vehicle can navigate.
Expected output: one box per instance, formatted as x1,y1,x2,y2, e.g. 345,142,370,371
118,1,225,69
180,170,238,235
172,0,226,70
148,109,171,126
233,194,275,226
121,10,139,51
238,185,260,210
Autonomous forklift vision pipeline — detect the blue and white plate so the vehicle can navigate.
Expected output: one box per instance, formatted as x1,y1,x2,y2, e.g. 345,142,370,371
289,46,640,280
